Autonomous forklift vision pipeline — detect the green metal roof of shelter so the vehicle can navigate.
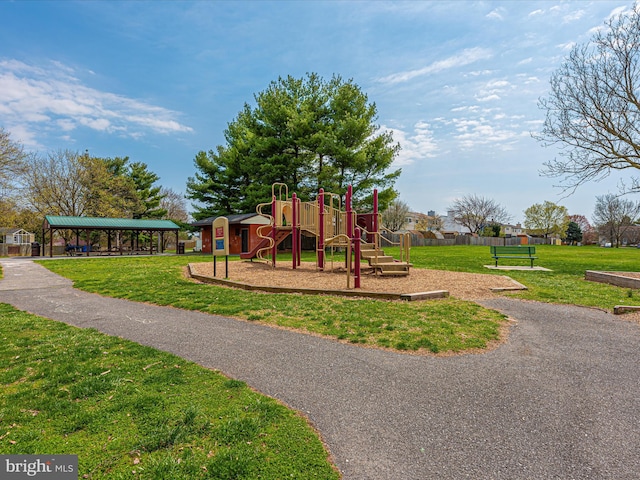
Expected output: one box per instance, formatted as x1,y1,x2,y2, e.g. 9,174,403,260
44,216,180,231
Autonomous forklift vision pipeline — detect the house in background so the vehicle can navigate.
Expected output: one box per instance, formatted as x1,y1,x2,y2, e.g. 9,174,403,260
192,213,270,254
502,223,525,237
440,210,472,235
0,227,36,257
0,228,35,245
402,211,444,233
403,212,421,231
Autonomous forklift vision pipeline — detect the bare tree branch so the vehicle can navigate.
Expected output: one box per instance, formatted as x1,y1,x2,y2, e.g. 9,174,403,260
449,195,511,234
535,5,640,195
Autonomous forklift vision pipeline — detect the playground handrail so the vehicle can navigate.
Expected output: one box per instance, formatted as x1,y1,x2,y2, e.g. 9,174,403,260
271,182,289,201
375,226,411,265
324,234,353,289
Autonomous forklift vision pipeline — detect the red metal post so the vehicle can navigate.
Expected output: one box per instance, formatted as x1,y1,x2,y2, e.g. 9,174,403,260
292,193,298,270
271,195,277,267
373,188,379,234
354,227,361,289
318,188,324,270
296,196,302,267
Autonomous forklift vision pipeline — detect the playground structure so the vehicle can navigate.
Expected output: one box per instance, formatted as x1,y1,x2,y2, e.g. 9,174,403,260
239,183,411,287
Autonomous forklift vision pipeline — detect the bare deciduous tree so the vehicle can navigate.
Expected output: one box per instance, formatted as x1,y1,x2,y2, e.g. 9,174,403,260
449,194,511,234
22,150,142,218
159,187,189,223
536,5,640,194
23,150,88,217
592,193,640,247
0,127,26,200
381,199,410,231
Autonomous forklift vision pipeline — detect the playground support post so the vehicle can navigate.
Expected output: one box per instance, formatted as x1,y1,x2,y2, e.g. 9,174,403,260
346,185,353,240
373,188,379,234
292,193,298,270
354,227,361,288
271,195,277,268
296,196,301,267
318,188,325,270
213,255,229,278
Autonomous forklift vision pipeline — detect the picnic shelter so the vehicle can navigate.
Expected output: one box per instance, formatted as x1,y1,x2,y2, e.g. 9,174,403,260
42,216,180,257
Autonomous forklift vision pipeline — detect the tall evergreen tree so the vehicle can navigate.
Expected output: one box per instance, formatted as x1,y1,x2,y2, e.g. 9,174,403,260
186,73,400,219
128,161,166,219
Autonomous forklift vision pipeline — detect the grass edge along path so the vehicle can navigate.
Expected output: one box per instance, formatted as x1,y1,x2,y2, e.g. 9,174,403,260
36,256,508,355
0,303,340,479
391,244,640,312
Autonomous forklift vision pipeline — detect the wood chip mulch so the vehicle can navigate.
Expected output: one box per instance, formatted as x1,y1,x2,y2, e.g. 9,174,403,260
188,260,524,301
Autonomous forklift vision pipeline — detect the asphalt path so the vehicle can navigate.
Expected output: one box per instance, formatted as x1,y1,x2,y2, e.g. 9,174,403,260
1,258,639,479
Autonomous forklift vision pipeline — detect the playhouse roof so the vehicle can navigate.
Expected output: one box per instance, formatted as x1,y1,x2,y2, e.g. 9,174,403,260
192,213,268,227
0,227,29,235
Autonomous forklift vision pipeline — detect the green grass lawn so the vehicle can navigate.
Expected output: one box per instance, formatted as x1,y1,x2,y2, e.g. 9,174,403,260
387,244,640,310
0,304,339,479
3,243,639,478
36,254,507,354
27,245,640,356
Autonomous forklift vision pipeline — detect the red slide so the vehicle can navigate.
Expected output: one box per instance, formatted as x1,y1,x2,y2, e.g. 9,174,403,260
240,229,290,259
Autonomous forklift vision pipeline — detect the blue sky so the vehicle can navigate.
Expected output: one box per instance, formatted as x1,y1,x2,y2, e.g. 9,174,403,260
0,0,632,223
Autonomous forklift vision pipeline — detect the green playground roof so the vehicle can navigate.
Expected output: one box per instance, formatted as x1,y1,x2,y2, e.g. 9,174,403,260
44,216,180,231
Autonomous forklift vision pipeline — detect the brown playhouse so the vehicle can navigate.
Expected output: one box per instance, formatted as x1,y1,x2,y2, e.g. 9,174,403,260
233,183,411,288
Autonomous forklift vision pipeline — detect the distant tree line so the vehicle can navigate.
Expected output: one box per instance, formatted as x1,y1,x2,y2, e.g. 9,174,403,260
380,191,640,248
0,128,188,239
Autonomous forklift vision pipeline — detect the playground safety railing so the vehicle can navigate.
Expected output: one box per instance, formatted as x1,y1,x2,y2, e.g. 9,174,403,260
299,201,319,234
371,226,411,265
324,234,354,289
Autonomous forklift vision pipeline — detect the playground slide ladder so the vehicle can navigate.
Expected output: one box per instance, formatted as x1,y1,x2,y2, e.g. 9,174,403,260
243,186,296,262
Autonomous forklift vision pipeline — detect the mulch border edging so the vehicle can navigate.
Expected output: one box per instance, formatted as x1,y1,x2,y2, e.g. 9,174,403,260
585,270,640,289
187,264,449,301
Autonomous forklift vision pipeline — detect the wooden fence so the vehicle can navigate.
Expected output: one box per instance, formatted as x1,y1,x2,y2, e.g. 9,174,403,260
0,244,33,256
382,234,552,247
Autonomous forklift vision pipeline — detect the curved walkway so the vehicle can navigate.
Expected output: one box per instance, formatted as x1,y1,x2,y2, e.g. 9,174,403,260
1,258,639,479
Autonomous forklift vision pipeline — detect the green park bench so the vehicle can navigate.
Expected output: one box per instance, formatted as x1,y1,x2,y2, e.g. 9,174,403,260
490,245,537,268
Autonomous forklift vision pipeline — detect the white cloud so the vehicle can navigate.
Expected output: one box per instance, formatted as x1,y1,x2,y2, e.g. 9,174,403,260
473,78,512,103
557,41,576,51
0,59,193,147
377,48,493,85
450,116,523,150
476,94,500,102
563,9,585,23
486,8,505,21
608,5,631,20
385,121,438,167
468,70,495,76
528,9,544,17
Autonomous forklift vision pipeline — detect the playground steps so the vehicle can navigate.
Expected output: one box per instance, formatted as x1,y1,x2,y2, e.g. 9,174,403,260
360,243,411,276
